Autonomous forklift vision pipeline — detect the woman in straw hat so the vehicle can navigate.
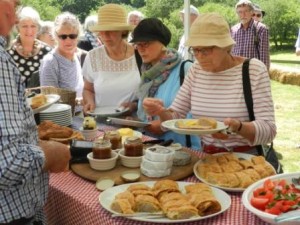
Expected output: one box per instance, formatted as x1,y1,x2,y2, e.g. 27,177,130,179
142,13,276,157
82,4,140,114
129,18,200,150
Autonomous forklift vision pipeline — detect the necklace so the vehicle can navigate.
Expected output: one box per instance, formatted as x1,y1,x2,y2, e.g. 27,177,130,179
15,36,40,58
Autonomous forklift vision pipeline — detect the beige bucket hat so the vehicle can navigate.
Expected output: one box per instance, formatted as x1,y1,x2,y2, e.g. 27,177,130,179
90,4,134,32
185,13,235,48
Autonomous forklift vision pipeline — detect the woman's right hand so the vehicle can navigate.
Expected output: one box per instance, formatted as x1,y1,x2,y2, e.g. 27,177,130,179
143,98,165,116
83,101,95,114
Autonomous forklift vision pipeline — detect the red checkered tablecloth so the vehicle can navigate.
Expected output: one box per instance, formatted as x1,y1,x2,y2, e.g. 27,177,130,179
44,117,269,225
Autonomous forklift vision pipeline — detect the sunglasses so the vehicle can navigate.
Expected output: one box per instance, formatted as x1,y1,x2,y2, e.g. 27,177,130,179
253,13,262,18
57,34,78,40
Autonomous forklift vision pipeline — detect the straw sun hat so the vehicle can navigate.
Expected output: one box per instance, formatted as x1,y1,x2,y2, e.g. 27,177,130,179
90,4,134,32
185,13,235,48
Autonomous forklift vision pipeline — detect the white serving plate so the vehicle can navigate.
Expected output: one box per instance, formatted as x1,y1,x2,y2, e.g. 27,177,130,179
99,181,231,223
107,117,150,128
162,119,227,135
27,94,60,114
242,172,300,225
88,106,129,117
193,152,276,192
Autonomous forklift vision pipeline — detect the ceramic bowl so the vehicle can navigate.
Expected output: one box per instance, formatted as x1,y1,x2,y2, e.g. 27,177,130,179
118,149,143,168
87,151,118,171
242,172,300,225
80,127,98,140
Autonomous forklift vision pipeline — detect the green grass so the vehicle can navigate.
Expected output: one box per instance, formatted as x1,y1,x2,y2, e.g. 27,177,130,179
270,50,299,61
271,80,300,172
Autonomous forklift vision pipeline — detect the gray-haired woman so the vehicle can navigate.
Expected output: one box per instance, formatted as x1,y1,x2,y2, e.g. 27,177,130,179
7,6,52,87
77,15,102,51
39,12,85,99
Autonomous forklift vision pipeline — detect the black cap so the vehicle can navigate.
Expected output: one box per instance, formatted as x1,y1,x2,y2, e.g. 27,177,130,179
130,18,171,46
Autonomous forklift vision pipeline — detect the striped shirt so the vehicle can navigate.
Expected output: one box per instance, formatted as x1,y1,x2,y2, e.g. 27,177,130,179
231,19,270,69
169,58,276,149
39,50,84,98
0,36,48,223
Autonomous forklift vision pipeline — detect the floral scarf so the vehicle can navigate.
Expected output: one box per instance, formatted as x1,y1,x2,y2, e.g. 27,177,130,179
137,48,181,121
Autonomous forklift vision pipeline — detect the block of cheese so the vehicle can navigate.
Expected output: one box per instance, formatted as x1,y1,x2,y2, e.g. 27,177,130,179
173,150,191,166
144,146,175,162
141,156,173,170
140,164,172,178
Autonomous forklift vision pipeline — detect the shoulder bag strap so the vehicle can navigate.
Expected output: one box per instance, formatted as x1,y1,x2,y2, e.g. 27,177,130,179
179,59,193,147
134,49,142,76
242,58,264,155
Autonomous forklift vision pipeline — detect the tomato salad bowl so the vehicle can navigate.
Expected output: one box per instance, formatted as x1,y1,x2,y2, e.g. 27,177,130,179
242,172,300,225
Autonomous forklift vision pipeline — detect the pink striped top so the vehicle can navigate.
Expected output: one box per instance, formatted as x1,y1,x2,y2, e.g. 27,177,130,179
170,58,276,148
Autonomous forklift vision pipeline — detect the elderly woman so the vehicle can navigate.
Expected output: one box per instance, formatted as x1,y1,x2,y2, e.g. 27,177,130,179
82,4,140,114
77,15,102,51
143,13,277,164
39,12,84,99
127,10,144,42
7,6,52,87
130,18,200,149
37,20,56,47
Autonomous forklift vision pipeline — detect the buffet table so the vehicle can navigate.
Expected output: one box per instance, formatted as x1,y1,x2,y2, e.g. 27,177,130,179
44,117,268,225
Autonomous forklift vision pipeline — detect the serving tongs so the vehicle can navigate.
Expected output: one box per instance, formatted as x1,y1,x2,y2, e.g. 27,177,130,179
274,210,300,223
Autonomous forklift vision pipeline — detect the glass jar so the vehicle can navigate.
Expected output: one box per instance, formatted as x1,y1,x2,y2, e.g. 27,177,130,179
104,131,122,150
124,136,143,156
92,139,111,159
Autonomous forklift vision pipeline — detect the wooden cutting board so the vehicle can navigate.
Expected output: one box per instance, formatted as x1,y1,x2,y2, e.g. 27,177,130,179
70,150,200,185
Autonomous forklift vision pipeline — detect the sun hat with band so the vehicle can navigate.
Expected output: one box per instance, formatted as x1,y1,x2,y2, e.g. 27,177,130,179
90,4,134,32
185,13,235,48
130,18,171,46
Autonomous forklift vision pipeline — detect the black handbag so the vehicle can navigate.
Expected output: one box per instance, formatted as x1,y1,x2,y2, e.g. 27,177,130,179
242,59,283,174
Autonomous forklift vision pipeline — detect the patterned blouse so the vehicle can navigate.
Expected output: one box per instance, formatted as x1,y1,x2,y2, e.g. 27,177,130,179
7,40,52,87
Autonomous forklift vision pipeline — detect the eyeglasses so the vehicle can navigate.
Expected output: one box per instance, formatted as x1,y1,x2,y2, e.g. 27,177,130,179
57,34,78,40
188,47,214,56
133,42,152,49
253,13,262,18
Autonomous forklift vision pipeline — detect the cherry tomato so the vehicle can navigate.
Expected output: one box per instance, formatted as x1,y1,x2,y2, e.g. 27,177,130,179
250,197,269,210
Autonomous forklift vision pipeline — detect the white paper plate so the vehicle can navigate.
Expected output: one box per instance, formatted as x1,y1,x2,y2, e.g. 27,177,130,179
193,152,276,192
40,103,71,113
162,119,227,135
88,106,129,117
27,94,60,114
99,181,231,223
107,117,150,128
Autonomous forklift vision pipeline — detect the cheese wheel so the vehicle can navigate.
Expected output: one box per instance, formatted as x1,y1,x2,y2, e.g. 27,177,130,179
140,164,172,178
173,151,191,166
144,146,175,162
141,156,173,170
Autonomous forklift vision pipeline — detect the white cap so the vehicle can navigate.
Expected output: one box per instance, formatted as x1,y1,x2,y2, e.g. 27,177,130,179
180,5,199,16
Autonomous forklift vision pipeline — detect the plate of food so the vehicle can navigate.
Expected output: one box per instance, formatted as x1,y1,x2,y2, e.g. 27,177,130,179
87,106,129,117
38,120,84,144
162,117,227,135
107,117,151,128
99,180,231,223
27,94,60,114
193,152,276,192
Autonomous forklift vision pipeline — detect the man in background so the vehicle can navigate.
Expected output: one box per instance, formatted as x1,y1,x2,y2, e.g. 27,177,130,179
252,3,265,22
231,0,270,69
0,0,70,224
178,5,199,60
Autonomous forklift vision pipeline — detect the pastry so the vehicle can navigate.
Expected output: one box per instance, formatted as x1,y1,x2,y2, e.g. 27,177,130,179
30,94,47,109
111,199,135,214
135,195,161,212
38,120,73,140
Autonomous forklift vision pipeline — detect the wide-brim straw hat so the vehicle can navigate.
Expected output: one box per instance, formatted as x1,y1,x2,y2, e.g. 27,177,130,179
185,13,236,48
90,4,134,32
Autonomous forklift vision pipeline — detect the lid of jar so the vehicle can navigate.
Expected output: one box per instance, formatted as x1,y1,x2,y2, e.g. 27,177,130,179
95,178,115,191
94,139,111,147
126,136,142,142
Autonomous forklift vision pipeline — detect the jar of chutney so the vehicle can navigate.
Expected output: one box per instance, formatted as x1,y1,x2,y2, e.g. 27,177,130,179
92,139,112,159
124,136,143,156
104,131,122,150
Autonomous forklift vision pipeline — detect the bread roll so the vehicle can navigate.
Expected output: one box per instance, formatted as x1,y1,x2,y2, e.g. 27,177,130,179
30,94,47,109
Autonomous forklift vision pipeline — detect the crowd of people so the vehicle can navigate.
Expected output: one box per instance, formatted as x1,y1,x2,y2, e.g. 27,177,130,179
0,0,282,224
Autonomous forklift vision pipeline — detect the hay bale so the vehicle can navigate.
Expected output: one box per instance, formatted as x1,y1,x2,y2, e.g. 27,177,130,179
269,67,300,86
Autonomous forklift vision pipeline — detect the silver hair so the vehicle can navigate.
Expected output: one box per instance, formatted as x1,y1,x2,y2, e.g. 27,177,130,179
17,6,41,29
54,12,82,36
83,15,97,32
127,10,144,23
37,21,54,38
